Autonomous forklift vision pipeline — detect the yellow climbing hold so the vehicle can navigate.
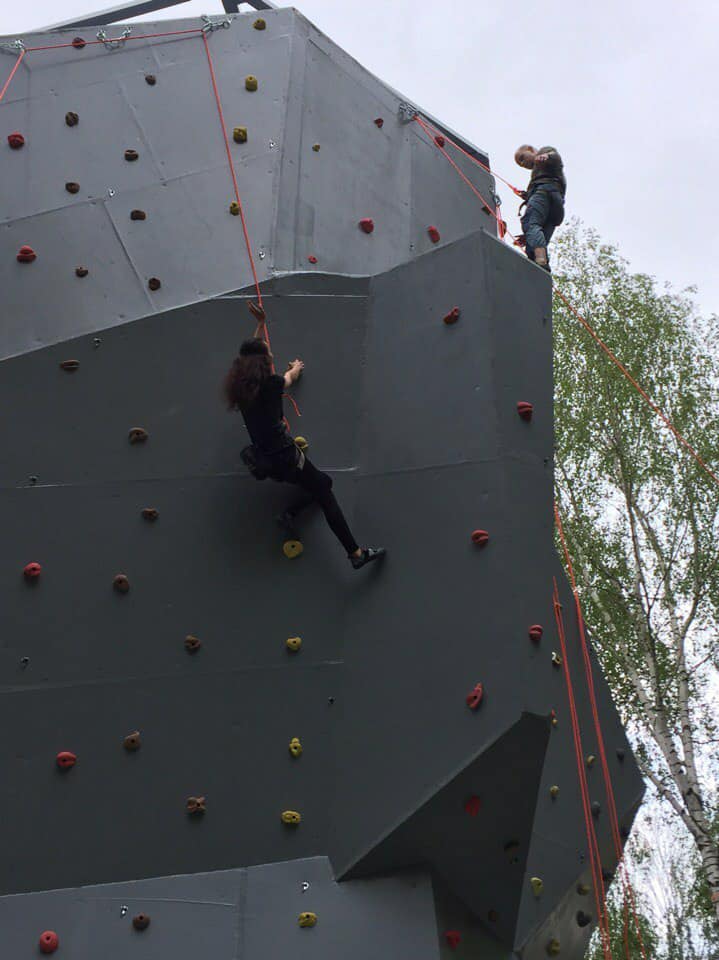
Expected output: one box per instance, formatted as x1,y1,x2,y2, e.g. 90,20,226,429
530,877,544,897
298,912,317,928
229,201,240,216
289,737,303,757
253,17,266,29
245,75,258,92
233,126,248,143
286,636,302,652
283,539,303,559
549,785,560,799
577,882,591,895
546,938,561,956
281,809,301,826
586,754,596,767
294,436,309,452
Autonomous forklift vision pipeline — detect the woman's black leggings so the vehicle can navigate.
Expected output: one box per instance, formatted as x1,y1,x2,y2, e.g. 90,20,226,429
285,457,359,555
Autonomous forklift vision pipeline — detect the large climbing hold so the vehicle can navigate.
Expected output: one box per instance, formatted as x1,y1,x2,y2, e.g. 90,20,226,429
8,132,25,149
17,245,37,263
38,931,59,954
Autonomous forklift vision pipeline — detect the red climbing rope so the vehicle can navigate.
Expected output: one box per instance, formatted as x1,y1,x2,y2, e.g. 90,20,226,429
553,575,614,960
413,114,513,243
202,33,264,310
553,287,719,488
554,506,649,960
24,29,204,52
0,47,26,104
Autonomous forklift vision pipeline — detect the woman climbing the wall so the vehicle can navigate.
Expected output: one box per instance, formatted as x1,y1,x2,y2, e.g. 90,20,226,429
224,331,386,570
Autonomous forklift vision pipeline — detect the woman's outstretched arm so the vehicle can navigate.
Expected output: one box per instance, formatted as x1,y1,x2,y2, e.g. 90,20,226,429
284,359,304,389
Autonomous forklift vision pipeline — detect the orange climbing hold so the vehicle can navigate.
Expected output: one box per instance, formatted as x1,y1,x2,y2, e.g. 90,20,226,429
17,245,36,263
471,529,489,546
359,218,374,234
517,401,533,421
466,683,484,710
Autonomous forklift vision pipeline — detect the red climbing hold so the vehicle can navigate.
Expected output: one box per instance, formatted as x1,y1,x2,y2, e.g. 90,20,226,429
434,134,445,148
528,624,543,642
517,401,533,421
17,245,37,263
308,255,318,264
23,562,42,580
359,218,374,234
427,225,440,244
39,931,59,954
8,132,25,149
443,307,461,326
466,683,484,710
464,795,481,817
374,118,384,128
471,529,489,547
445,930,461,949
56,751,77,770
71,36,86,49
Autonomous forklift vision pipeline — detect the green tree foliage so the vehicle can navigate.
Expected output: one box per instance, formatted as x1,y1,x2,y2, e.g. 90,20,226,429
552,221,719,927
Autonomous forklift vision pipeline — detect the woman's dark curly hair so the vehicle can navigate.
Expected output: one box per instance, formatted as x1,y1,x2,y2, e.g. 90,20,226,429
223,338,272,410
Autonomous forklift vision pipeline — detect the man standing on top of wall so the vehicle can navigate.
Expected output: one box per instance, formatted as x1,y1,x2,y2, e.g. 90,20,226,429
514,145,566,271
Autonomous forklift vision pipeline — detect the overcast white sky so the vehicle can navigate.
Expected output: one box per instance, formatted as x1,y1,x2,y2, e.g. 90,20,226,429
4,0,718,316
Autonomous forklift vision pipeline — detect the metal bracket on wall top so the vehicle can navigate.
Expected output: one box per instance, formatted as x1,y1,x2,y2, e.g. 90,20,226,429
34,0,273,32
398,101,418,123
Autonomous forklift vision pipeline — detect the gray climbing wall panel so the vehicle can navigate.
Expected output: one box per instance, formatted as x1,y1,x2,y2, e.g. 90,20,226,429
0,7,643,960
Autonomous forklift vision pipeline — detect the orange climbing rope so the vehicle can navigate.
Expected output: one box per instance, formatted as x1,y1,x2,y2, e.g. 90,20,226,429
553,576,614,960
0,47,26,103
554,505,650,960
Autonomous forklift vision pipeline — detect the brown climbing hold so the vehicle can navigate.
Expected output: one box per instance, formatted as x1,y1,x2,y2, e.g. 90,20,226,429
113,574,130,594
72,36,86,49
148,277,161,291
471,529,489,546
428,225,441,243
59,360,80,371
145,74,156,85
445,930,461,949
185,634,202,653
245,75,258,92
546,938,561,956
517,401,534,421
443,307,461,325
132,913,151,930
312,143,321,152
130,209,147,221
529,624,543,642
374,117,384,128
66,181,81,194
75,266,89,278
233,126,248,143
465,682,484,710
17,245,37,263
253,17,266,29
128,427,148,444
229,201,240,216
124,149,139,161
141,507,159,522
65,111,79,127
8,131,25,149
248,301,266,322
186,795,206,816
123,731,141,752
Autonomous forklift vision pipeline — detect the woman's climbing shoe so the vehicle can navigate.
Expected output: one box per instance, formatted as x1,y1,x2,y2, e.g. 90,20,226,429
350,547,387,570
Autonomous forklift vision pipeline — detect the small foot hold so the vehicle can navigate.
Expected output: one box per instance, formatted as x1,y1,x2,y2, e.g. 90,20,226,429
350,547,386,570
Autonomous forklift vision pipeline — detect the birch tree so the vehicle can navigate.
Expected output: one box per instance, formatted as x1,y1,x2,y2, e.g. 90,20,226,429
552,221,719,926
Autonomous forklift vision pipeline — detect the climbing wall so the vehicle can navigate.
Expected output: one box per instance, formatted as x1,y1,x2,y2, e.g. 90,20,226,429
0,7,643,960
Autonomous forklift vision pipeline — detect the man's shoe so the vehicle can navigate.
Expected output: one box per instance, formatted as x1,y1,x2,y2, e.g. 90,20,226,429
534,246,549,269
350,547,387,570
